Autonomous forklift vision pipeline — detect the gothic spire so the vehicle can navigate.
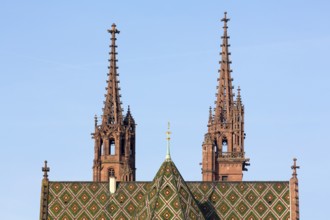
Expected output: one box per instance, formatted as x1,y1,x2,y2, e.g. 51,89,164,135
215,12,234,123
102,23,123,125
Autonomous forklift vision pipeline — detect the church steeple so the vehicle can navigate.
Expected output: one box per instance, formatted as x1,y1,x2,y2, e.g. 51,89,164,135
202,13,249,182
102,23,123,126
215,12,234,124
92,24,136,182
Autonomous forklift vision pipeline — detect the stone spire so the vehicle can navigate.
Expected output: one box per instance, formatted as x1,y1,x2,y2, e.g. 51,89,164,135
102,23,123,126
215,12,234,124
202,13,248,182
92,24,136,182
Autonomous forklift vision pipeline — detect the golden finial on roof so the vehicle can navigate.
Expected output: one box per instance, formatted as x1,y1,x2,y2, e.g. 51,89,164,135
165,122,171,161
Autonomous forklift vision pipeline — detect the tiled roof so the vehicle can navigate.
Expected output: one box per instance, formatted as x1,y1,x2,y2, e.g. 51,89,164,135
45,160,291,220
135,160,205,219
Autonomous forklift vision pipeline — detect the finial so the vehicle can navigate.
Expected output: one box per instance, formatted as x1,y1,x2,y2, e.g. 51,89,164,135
291,158,300,178
208,107,213,125
237,86,241,97
127,105,130,113
94,114,98,127
165,122,171,161
221,11,230,24
42,160,50,180
108,23,120,34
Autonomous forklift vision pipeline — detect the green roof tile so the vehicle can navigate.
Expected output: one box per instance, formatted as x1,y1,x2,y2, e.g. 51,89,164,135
46,179,291,219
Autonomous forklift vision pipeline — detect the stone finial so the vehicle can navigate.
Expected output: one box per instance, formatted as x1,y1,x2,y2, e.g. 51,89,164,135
291,158,300,178
221,11,230,25
208,106,213,125
94,114,98,127
108,23,120,34
42,160,50,180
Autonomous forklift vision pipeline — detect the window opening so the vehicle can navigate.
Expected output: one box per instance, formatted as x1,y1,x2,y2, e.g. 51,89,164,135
222,138,228,152
110,140,115,155
121,140,125,155
100,139,104,155
109,168,115,177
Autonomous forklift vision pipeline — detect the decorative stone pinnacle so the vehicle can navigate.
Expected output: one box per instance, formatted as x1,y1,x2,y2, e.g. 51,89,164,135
221,11,230,24
108,23,120,34
42,160,50,180
165,122,171,161
208,107,213,125
94,114,98,127
291,158,300,177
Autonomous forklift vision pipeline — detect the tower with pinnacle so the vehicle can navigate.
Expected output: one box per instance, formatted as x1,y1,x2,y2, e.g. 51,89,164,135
202,13,249,181
92,24,136,182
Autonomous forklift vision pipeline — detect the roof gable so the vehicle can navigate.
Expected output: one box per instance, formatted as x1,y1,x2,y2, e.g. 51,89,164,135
136,160,205,219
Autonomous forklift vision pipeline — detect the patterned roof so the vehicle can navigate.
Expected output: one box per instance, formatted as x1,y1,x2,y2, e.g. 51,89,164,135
44,160,292,220
135,160,205,219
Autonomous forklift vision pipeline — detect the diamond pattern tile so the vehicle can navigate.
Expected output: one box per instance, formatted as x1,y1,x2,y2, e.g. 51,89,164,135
47,178,291,219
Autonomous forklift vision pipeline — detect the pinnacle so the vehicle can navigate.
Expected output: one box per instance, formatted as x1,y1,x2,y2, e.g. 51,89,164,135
221,11,230,23
108,23,120,34
102,24,123,126
291,158,300,177
214,12,234,123
42,160,50,180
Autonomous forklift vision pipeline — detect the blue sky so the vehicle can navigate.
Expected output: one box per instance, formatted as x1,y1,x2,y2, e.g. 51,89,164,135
0,1,329,219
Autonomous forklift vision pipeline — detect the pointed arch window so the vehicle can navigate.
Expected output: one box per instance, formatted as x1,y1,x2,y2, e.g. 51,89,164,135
109,139,115,155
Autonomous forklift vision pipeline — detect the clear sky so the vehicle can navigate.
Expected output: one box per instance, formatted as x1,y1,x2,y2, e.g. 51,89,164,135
0,0,329,219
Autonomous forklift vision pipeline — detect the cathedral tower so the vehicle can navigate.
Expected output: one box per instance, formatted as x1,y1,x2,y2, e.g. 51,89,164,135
92,24,136,182
202,13,249,181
